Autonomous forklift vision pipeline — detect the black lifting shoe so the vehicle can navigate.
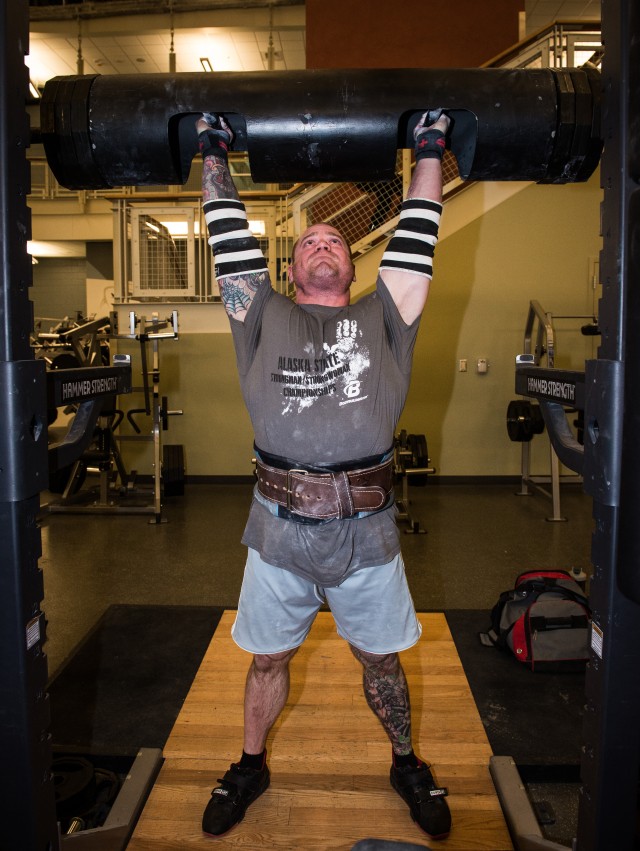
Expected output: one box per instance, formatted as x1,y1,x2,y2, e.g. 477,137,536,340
390,760,451,840
202,761,270,837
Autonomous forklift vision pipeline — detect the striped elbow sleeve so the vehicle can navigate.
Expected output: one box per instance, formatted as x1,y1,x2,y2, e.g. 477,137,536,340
380,198,442,278
203,198,268,279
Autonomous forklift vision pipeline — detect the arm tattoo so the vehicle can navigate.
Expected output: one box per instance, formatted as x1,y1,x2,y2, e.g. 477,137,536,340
202,156,239,202
201,154,269,317
219,272,267,317
351,647,412,754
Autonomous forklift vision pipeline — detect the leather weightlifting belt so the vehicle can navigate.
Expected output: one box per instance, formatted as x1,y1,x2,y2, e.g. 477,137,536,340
255,448,394,521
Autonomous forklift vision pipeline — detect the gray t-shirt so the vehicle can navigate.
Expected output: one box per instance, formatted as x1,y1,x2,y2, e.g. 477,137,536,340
229,275,421,586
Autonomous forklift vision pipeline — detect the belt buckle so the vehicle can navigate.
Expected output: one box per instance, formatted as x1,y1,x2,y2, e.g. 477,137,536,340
286,468,307,511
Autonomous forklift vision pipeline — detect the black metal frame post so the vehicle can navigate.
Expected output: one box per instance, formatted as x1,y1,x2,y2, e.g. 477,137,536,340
2,0,636,846
575,0,640,847
0,1,59,849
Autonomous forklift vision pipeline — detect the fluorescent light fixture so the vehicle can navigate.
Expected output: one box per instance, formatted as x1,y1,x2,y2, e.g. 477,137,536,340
25,48,58,90
159,221,201,237
27,240,86,258
29,80,40,99
145,221,160,232
200,57,213,72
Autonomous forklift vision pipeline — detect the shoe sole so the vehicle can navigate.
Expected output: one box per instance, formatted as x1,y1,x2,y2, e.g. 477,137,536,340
390,774,451,841
202,774,270,838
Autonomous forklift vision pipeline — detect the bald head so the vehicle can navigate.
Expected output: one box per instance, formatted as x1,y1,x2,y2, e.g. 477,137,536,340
288,223,355,306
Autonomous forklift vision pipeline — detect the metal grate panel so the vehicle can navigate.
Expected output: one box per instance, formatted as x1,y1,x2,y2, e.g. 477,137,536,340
304,151,459,248
131,208,195,298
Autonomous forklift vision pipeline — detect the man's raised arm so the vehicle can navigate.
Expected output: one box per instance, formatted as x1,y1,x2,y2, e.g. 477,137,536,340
197,114,270,323
379,111,451,325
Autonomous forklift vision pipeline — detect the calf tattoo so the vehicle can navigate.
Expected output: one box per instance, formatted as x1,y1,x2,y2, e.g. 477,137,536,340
351,647,412,754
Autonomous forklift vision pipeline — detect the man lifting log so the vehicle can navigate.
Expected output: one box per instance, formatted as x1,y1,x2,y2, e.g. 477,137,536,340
197,108,452,841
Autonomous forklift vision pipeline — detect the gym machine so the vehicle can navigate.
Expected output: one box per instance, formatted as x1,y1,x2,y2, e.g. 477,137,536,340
507,300,596,521
494,359,591,848
490,1,640,846
45,311,183,525
114,311,184,523
34,312,114,427
3,1,640,847
393,430,435,534
32,314,111,376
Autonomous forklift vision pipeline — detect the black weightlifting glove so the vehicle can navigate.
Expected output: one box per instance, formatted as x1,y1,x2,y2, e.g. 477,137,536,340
414,109,449,162
198,113,234,163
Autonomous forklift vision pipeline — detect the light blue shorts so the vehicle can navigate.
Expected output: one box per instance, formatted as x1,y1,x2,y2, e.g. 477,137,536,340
231,548,422,655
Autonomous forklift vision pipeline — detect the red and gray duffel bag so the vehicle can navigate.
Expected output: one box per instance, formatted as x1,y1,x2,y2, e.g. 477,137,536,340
480,569,591,671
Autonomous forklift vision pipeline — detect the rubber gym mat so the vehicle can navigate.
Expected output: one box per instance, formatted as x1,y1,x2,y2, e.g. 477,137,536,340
47,604,224,753
444,609,585,766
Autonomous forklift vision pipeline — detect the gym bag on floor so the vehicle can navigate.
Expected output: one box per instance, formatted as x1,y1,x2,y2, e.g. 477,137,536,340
479,569,591,671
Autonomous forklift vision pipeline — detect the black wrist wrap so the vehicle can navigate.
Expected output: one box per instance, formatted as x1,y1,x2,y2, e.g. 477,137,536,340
198,129,230,162
415,129,447,162
380,198,442,278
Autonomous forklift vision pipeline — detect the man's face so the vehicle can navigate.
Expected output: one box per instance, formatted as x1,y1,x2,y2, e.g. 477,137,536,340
288,223,355,301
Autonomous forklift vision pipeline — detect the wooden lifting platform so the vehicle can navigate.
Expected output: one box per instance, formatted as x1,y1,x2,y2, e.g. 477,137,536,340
128,611,512,850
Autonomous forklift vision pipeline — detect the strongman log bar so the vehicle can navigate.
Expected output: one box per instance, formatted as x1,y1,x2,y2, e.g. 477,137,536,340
40,67,602,189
